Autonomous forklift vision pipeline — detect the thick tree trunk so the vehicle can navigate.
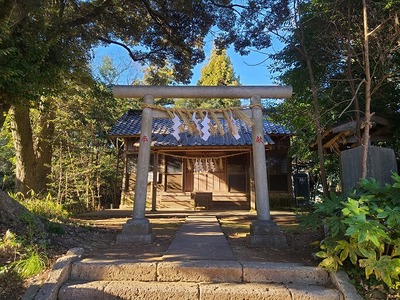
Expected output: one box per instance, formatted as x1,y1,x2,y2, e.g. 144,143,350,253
9,104,54,194
10,104,37,194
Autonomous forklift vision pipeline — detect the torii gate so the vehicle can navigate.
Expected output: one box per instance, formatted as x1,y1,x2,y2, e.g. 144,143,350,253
113,85,292,247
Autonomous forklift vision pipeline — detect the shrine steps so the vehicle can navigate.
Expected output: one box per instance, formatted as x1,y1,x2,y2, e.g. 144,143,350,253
30,254,361,299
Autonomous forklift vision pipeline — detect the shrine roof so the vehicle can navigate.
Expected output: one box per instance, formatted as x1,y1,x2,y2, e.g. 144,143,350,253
109,109,290,146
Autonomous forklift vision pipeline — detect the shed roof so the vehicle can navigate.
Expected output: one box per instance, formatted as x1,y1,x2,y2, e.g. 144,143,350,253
309,115,393,154
109,110,290,147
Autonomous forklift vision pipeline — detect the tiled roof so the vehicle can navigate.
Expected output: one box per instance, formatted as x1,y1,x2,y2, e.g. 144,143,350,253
109,110,290,147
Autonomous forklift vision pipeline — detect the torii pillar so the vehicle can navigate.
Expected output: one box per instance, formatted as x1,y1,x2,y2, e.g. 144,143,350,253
113,85,292,246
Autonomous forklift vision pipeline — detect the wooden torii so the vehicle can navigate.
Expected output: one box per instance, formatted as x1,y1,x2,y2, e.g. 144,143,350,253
113,85,292,247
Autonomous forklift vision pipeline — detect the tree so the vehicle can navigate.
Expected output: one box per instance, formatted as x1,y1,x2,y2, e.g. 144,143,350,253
308,0,400,180
266,0,399,191
0,1,244,195
176,48,241,108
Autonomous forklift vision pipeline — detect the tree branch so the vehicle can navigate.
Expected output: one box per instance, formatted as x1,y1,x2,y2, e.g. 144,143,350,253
97,36,160,62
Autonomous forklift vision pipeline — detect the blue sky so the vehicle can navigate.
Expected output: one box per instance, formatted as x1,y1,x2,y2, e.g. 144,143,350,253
92,38,283,86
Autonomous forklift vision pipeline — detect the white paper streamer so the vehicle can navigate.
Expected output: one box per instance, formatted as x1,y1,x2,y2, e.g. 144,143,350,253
171,113,181,141
201,112,211,141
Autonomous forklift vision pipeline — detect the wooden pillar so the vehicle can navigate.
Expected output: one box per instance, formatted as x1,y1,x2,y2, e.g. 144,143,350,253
250,95,271,221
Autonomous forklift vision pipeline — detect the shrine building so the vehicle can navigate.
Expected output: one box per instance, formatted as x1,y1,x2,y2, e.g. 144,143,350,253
109,109,292,210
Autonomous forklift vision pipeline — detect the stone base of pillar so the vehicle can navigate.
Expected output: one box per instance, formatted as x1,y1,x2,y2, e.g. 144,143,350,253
246,220,287,248
116,218,154,244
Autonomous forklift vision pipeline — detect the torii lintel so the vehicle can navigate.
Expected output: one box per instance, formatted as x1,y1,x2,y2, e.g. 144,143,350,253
112,85,293,99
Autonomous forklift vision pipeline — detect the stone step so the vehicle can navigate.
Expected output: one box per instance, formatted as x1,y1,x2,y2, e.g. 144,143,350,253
69,259,332,286
58,280,342,300
30,249,362,300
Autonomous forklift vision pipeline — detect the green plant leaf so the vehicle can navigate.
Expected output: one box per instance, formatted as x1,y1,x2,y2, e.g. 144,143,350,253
359,255,400,288
358,247,376,259
359,178,383,194
316,251,328,258
377,206,400,228
325,215,346,237
345,219,389,247
314,193,344,215
334,239,359,265
318,252,342,271
392,239,400,257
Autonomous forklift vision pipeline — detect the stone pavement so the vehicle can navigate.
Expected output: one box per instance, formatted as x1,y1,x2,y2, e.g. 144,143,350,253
163,215,236,261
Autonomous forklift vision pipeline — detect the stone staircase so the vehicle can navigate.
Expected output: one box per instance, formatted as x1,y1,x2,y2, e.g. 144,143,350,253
27,248,362,300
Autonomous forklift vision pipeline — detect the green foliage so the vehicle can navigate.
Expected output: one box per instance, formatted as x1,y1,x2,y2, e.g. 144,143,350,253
175,48,241,109
12,246,48,278
45,222,65,235
0,231,47,281
46,81,124,212
13,191,69,221
270,0,400,181
303,174,400,289
0,114,15,191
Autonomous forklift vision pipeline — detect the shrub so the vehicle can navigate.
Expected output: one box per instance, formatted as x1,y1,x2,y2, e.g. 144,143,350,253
12,247,48,278
302,173,400,290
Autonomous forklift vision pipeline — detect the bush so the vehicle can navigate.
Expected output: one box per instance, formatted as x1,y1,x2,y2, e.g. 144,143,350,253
12,246,48,278
302,173,400,290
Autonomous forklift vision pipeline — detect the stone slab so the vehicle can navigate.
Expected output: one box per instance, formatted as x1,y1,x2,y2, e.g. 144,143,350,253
330,271,364,300
59,281,342,300
163,216,236,261
157,260,242,283
58,281,199,300
288,284,342,300
116,219,155,244
199,282,291,300
70,259,157,281
242,261,330,286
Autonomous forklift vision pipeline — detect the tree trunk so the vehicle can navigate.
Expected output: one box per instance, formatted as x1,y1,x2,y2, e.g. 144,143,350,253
294,1,329,197
307,58,330,197
35,104,55,192
361,0,372,179
9,103,54,194
10,104,37,194
345,27,362,145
